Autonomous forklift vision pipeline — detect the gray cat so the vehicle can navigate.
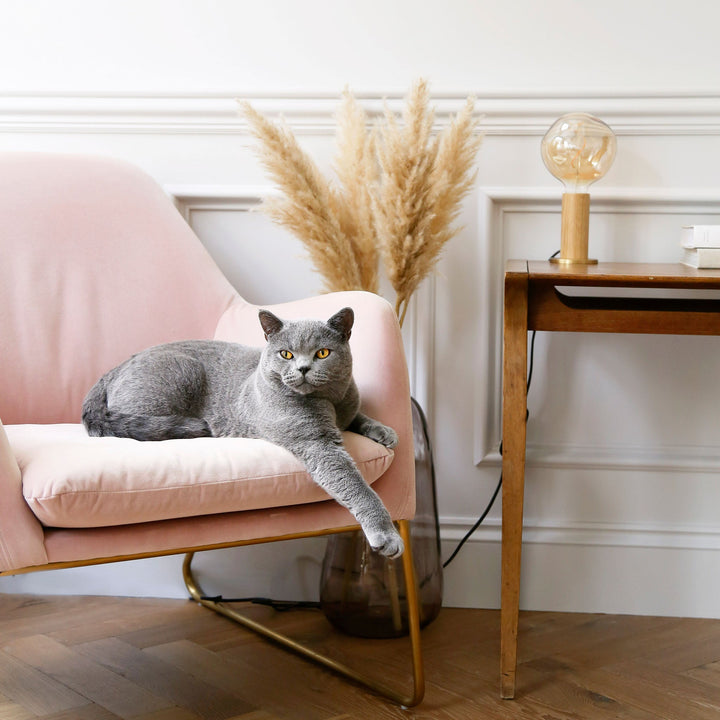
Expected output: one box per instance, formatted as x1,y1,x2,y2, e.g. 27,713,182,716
82,308,404,557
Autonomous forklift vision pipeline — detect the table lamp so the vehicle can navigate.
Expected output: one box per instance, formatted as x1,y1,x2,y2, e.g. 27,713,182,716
541,112,616,264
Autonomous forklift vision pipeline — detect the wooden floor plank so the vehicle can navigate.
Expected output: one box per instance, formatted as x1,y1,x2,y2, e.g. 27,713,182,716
77,637,256,720
0,596,174,648
0,697,35,720
133,708,201,720
2,635,172,719
684,659,720,687
518,613,678,667
602,659,720,716
637,619,720,673
49,601,202,647
0,648,89,716
574,665,720,720
41,705,124,720
148,639,357,720
119,608,236,650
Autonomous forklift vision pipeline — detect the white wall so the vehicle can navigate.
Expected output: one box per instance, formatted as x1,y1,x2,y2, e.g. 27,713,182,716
2,0,720,618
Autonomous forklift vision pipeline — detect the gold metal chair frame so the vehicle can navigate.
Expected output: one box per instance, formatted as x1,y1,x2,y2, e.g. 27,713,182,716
3,520,425,708
183,519,425,708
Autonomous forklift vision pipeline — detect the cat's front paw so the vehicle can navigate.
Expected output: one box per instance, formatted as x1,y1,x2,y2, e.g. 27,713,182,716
366,423,399,449
367,528,405,558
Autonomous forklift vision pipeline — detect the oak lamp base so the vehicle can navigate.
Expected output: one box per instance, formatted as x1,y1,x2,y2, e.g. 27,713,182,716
552,193,597,264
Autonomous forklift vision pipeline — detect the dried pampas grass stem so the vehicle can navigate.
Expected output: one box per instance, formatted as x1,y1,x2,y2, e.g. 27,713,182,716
333,90,380,294
375,82,482,325
240,80,483,327
241,101,363,293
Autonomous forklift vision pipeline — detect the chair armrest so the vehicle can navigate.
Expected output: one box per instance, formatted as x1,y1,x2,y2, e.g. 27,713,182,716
0,419,48,572
214,292,416,520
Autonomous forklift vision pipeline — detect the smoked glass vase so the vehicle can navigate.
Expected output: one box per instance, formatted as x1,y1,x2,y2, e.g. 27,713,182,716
319,398,442,638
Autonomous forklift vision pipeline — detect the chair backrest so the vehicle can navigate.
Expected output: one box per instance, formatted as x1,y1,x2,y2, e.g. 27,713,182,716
0,153,238,424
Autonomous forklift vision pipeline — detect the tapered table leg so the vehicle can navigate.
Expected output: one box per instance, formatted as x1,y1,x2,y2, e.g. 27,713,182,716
500,268,529,699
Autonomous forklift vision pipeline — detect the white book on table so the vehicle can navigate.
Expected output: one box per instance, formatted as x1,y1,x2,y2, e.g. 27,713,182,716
682,247,720,268
681,225,720,248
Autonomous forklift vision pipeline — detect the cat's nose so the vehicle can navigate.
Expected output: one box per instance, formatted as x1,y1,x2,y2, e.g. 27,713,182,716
297,365,311,375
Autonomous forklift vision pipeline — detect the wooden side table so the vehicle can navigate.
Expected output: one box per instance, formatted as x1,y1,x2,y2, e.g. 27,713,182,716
500,260,720,699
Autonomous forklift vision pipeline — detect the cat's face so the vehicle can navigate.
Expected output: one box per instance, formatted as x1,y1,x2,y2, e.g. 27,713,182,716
258,308,353,396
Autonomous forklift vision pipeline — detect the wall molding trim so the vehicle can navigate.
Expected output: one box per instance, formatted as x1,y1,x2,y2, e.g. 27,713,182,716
166,184,268,219
2,91,720,135
440,515,720,552
481,441,720,473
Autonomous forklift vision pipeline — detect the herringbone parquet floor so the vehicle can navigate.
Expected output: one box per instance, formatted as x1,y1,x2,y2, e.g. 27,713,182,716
2,593,720,719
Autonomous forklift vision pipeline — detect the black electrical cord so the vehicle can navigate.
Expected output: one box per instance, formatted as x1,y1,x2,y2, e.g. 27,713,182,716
442,251,558,568
441,330,537,568
200,595,320,611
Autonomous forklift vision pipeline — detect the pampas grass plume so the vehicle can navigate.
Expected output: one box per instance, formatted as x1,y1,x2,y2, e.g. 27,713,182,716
240,80,482,326
241,101,363,293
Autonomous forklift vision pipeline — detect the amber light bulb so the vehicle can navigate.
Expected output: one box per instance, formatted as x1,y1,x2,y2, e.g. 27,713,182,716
541,112,617,264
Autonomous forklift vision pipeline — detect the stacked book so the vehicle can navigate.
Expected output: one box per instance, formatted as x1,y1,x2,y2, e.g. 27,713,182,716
681,225,720,268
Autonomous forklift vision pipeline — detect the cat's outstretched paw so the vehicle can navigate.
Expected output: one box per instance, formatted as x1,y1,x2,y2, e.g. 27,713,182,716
365,423,399,449
367,528,405,558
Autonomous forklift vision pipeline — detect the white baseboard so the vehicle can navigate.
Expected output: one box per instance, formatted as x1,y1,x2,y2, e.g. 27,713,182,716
440,517,720,618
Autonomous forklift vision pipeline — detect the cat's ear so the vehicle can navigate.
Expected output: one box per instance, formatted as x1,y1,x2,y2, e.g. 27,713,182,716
258,310,284,340
327,307,354,341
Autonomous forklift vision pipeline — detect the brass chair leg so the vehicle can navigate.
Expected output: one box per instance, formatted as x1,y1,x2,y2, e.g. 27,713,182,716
182,519,425,707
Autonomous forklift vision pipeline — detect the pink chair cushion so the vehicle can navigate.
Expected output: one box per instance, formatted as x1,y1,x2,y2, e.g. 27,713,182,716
8,424,393,528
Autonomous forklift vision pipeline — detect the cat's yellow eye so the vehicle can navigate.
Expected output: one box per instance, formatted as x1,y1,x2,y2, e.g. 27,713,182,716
280,350,294,360
316,348,331,359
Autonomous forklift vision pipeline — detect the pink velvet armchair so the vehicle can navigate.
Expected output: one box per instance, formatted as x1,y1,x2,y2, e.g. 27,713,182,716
0,153,423,705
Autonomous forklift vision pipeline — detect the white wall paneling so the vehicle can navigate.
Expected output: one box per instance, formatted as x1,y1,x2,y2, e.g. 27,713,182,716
2,70,720,616
444,180,720,617
474,186,720,465
165,186,325,305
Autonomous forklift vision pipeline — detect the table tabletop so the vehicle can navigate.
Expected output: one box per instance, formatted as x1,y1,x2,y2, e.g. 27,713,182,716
507,260,720,289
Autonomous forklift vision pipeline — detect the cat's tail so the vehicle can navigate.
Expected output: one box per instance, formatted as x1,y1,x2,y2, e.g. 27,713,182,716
81,376,113,437
81,377,212,441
